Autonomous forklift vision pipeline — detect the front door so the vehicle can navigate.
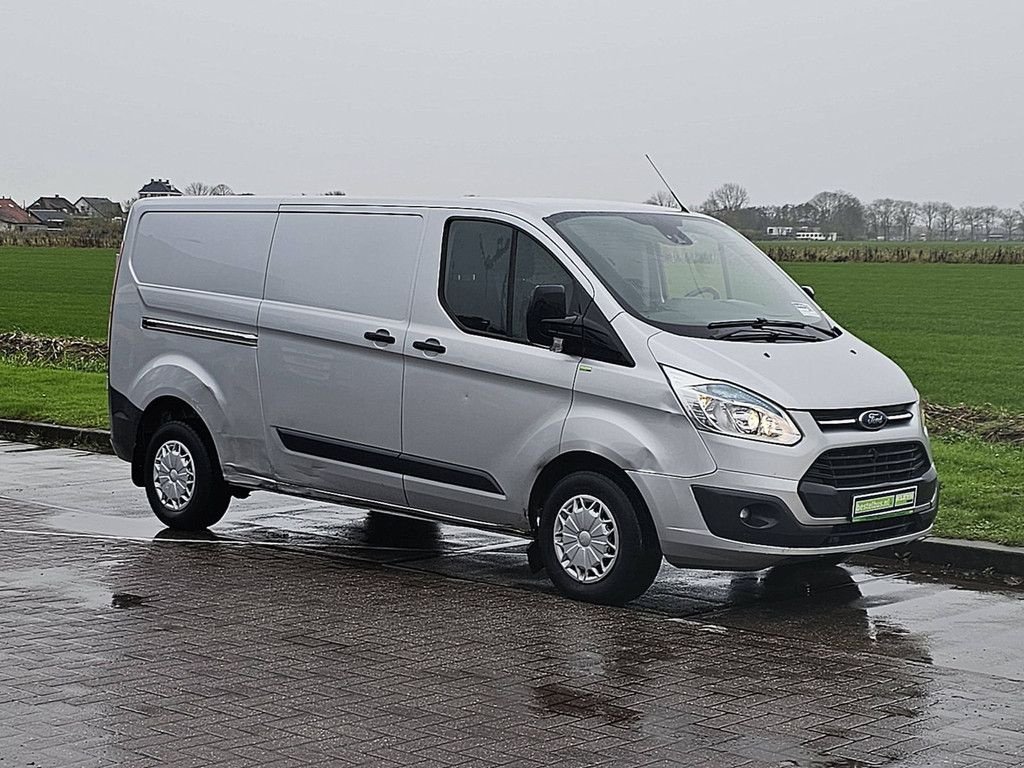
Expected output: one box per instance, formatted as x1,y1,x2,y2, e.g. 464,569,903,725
258,208,425,505
400,213,590,528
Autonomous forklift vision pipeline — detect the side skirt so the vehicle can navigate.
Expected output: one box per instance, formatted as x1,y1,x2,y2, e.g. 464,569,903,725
224,472,531,539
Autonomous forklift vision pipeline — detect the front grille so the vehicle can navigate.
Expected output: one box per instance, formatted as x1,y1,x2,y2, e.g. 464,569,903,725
803,441,930,489
809,403,914,432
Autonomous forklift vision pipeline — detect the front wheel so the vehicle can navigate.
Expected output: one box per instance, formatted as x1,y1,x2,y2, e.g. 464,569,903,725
538,471,662,605
144,421,231,530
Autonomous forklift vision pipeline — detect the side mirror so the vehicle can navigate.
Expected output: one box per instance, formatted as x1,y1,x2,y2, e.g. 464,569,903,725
526,284,567,345
801,285,815,299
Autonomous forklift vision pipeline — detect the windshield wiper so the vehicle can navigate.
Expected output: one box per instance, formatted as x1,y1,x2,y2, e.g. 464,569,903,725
713,327,823,343
707,317,839,338
708,317,811,330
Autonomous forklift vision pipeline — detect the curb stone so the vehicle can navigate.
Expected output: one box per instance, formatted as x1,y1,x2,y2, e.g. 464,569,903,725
2,418,1022,578
0,418,113,455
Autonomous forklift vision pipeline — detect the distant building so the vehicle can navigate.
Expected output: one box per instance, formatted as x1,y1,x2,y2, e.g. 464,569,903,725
138,179,182,198
28,195,76,214
27,195,76,229
0,198,45,232
29,209,71,230
794,230,839,242
766,226,794,237
75,196,124,220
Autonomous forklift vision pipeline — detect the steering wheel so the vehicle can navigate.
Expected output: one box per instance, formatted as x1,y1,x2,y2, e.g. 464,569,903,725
685,286,721,299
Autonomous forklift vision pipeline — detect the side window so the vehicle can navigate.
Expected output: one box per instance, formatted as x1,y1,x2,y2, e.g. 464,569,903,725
442,220,513,335
509,232,581,340
442,219,581,344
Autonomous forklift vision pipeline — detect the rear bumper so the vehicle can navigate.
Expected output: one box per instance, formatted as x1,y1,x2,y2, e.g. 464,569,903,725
627,467,937,570
108,386,141,463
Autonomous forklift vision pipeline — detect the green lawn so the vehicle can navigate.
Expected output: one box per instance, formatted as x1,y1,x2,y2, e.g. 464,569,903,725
931,438,1024,545
780,263,1024,413
0,361,108,428
0,246,115,340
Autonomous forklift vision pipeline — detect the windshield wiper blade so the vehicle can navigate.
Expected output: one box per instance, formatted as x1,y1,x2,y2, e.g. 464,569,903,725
707,317,812,330
708,317,840,339
713,327,823,343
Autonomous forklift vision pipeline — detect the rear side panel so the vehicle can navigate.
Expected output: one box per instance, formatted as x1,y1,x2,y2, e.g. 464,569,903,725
109,206,277,480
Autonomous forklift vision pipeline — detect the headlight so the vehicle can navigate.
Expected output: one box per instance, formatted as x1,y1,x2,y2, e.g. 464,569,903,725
663,367,802,445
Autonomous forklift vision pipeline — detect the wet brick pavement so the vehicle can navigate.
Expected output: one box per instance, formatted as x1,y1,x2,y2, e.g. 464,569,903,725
2,442,1024,766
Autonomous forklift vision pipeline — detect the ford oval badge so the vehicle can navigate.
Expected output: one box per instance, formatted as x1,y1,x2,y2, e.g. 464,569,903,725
858,410,889,430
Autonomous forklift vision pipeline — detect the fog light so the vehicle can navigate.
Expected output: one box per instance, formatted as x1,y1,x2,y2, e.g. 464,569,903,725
739,504,779,530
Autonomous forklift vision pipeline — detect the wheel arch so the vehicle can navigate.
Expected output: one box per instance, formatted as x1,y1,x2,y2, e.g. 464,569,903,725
528,451,655,536
131,396,218,487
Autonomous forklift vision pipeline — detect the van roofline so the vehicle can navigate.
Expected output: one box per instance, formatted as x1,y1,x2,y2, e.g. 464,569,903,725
129,196,711,221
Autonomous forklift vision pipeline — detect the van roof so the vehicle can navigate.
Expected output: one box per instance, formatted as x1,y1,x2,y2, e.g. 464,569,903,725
130,196,702,220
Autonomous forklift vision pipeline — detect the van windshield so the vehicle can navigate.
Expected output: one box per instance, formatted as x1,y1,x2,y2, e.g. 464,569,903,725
546,211,838,340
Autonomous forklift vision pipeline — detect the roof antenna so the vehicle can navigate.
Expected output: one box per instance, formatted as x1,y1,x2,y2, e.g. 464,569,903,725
645,154,688,212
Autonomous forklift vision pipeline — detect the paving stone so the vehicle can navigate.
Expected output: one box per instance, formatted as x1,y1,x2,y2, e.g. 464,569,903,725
1,474,1023,765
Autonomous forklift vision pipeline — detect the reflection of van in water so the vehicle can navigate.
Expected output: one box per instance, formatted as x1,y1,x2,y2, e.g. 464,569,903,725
108,197,938,604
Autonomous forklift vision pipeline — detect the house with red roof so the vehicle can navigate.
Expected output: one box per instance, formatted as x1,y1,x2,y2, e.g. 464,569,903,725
0,198,44,232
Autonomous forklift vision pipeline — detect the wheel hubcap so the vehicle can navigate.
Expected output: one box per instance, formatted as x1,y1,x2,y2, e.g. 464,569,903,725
553,494,619,583
153,440,196,511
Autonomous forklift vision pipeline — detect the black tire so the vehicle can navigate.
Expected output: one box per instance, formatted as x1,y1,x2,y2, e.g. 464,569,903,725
144,421,231,530
538,471,662,605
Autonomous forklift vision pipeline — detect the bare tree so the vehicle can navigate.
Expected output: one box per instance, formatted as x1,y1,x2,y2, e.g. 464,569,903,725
919,202,941,240
895,200,919,241
979,206,999,239
808,190,864,239
936,203,956,240
957,206,978,240
700,183,749,213
867,199,897,240
184,182,234,196
644,190,680,209
999,209,1019,240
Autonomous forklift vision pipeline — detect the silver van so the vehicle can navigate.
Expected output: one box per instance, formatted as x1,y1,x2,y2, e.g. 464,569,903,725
109,197,938,603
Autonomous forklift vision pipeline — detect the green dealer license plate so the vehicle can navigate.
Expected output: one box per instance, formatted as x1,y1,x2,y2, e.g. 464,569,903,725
852,486,918,519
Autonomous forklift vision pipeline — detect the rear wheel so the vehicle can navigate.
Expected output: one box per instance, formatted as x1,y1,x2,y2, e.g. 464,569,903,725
538,471,662,605
144,421,231,530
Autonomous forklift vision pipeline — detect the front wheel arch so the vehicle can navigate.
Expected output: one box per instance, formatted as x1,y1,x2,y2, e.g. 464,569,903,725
528,451,658,543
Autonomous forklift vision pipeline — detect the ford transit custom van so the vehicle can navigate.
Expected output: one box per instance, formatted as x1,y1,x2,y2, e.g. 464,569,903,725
109,197,937,603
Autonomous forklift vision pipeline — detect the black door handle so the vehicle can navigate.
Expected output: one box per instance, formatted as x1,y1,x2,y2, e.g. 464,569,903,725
412,338,446,354
364,329,396,345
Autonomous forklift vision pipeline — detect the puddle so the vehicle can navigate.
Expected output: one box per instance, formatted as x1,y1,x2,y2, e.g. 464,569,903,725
532,682,642,725
111,593,146,609
45,510,166,539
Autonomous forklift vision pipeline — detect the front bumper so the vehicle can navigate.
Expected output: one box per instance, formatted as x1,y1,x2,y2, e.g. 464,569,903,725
627,466,937,571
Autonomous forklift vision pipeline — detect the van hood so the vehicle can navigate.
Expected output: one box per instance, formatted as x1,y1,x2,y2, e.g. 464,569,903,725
647,331,917,410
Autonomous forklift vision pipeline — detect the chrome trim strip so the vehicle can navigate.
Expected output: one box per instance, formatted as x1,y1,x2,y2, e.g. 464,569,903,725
816,412,913,427
141,317,258,347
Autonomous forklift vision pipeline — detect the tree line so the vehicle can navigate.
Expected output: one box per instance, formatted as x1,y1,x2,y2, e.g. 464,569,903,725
647,184,1024,241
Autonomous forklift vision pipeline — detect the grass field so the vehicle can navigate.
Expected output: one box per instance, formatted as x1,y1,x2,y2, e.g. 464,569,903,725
0,247,115,340
930,437,1024,544
1,246,1022,545
0,361,108,427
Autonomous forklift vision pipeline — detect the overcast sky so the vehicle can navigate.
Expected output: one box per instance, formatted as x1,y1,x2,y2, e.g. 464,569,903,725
3,1,1023,208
